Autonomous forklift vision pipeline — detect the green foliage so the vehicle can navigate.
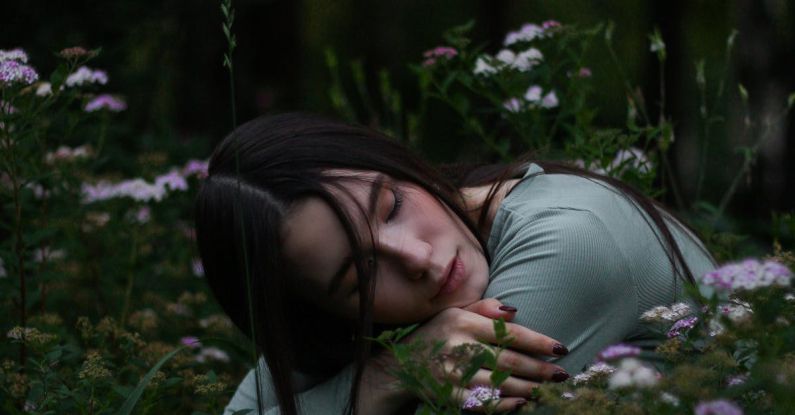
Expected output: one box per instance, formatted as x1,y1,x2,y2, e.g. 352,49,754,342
0,48,248,413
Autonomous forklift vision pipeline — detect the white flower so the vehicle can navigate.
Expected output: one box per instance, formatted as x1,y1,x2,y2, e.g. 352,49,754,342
195,346,230,363
611,147,651,174
44,145,93,164
473,57,497,76
495,49,516,65
503,98,522,113
607,358,658,389
192,258,205,277
36,82,52,96
33,247,65,262
660,392,680,406
0,49,29,63
511,48,543,71
641,302,693,322
65,66,108,87
720,300,753,323
561,391,576,400
524,85,543,102
504,23,544,46
541,91,559,108
572,361,616,385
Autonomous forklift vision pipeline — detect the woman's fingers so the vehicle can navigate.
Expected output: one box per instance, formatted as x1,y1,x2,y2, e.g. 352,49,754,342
492,348,569,382
464,314,569,358
462,298,518,322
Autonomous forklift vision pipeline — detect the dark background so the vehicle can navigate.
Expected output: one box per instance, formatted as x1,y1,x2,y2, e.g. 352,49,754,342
4,0,795,231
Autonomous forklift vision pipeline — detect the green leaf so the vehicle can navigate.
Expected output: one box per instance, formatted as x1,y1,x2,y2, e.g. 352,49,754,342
738,83,749,102
118,346,188,415
490,369,511,387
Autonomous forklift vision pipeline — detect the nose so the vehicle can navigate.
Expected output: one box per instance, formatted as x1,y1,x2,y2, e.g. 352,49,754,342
378,230,432,280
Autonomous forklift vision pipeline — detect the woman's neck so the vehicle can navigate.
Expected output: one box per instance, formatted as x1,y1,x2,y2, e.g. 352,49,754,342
460,179,520,239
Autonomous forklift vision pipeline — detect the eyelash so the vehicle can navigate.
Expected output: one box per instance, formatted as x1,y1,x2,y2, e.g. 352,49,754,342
387,187,404,222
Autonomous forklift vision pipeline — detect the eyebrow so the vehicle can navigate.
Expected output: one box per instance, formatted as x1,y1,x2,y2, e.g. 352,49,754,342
326,173,385,295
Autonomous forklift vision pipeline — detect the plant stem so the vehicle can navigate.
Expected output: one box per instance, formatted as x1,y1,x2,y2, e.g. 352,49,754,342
119,228,139,327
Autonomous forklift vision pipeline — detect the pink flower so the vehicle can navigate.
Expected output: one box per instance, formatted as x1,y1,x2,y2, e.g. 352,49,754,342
422,46,457,67
84,94,126,112
182,159,209,178
0,60,39,85
667,316,698,338
180,336,202,348
578,67,592,78
597,343,641,361
155,170,188,192
694,399,743,415
542,20,562,30
462,386,500,409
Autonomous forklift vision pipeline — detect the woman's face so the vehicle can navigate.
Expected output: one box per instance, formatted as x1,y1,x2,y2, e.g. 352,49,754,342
281,170,490,324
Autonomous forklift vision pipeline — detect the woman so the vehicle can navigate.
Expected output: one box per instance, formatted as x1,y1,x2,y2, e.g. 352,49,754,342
195,112,714,414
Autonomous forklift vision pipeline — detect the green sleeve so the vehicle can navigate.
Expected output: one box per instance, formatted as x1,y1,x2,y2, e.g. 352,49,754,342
223,361,355,415
484,207,640,373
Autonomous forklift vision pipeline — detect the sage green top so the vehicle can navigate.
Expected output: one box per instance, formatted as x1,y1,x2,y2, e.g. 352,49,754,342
223,163,715,414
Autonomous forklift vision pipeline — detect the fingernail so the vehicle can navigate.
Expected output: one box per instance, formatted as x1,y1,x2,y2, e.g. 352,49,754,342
551,370,570,382
514,398,528,409
499,305,517,312
552,343,569,356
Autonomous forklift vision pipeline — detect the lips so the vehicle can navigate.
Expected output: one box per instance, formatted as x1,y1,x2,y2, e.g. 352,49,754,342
433,251,465,299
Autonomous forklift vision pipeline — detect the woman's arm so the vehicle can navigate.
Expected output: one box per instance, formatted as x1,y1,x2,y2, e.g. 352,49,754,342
486,207,640,373
224,299,567,414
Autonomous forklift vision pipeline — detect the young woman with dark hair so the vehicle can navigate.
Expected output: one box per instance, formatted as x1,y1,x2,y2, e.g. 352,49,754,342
194,112,714,414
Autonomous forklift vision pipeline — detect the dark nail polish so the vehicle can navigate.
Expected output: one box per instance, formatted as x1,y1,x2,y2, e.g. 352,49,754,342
551,370,570,382
552,343,569,356
499,305,517,312
514,398,528,409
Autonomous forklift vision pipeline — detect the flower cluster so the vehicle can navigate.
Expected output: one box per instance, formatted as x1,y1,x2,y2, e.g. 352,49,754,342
596,343,641,361
0,48,39,86
640,302,693,322
666,315,698,338
694,399,744,415
0,48,29,63
84,94,127,112
503,20,561,46
571,361,616,385
462,385,501,409
575,147,653,176
44,144,93,164
195,346,230,363
474,46,544,76
65,66,108,87
422,46,457,67
701,259,792,292
607,358,658,389
82,168,190,203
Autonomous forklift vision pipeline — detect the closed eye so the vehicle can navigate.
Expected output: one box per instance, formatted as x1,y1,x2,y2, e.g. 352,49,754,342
387,186,404,222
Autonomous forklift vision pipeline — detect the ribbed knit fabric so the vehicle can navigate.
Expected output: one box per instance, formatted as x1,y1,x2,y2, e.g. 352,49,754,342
223,163,715,414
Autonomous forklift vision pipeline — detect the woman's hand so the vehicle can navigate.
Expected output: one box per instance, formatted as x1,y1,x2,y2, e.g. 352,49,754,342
360,298,570,414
